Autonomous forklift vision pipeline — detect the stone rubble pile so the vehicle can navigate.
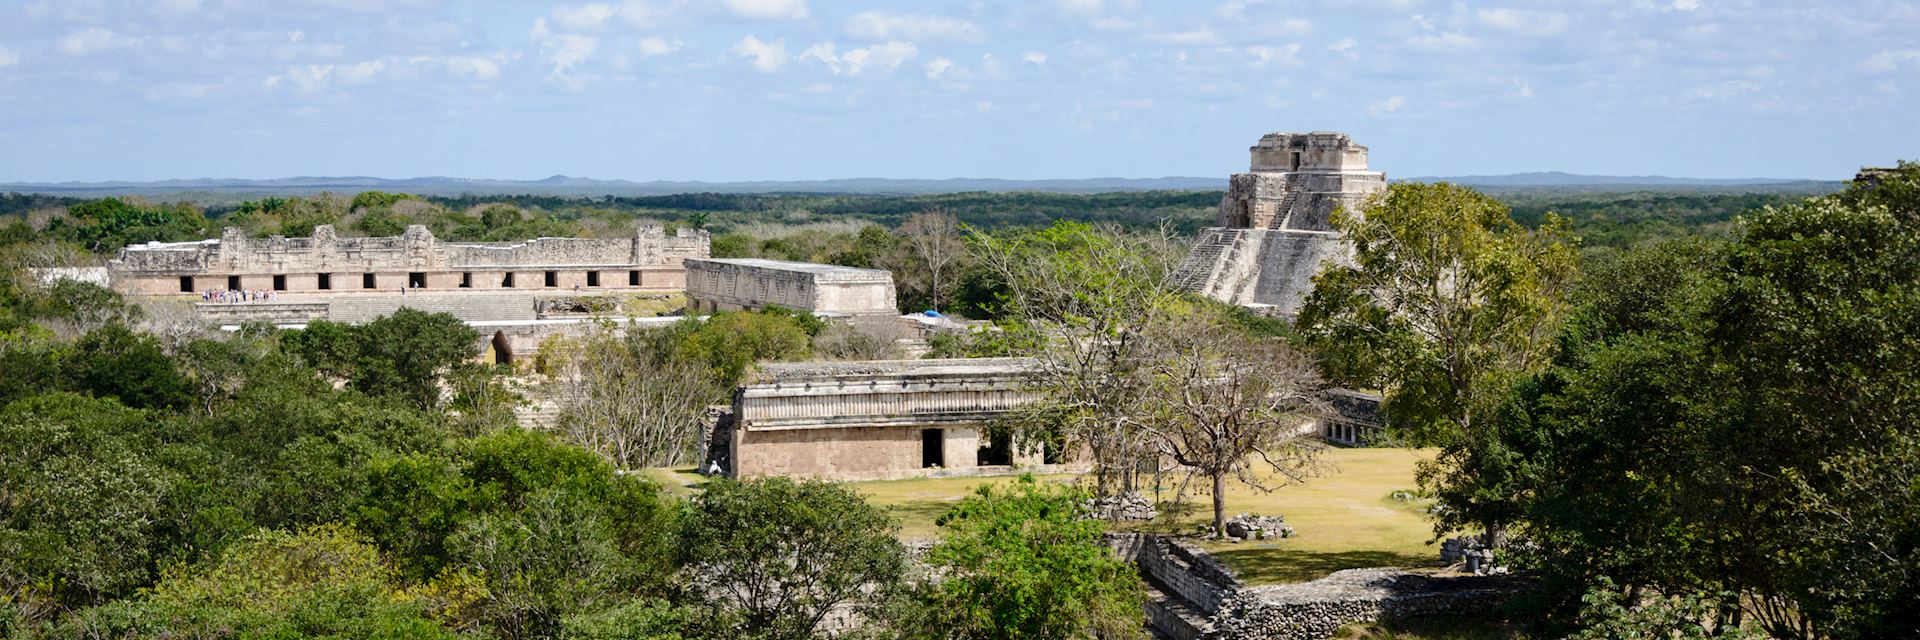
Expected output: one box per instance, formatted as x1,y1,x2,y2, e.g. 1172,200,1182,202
1082,492,1159,521
1209,568,1522,640
1222,513,1294,540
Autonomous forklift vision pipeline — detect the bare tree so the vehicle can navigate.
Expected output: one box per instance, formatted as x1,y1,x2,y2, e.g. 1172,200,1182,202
1133,310,1330,535
972,221,1186,495
542,325,722,468
896,210,964,312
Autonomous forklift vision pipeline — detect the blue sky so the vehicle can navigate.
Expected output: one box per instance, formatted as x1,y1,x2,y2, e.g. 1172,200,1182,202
0,0,1914,182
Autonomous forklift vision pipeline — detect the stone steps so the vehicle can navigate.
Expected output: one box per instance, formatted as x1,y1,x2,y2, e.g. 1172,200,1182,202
1173,228,1239,292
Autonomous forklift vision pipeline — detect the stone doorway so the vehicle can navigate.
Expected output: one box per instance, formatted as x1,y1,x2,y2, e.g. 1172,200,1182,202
979,430,1012,466
490,331,513,366
921,429,944,468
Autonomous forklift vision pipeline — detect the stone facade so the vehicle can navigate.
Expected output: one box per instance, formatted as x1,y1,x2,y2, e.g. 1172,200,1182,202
107,224,709,296
1173,131,1388,318
1321,389,1385,446
684,258,899,316
711,358,1081,481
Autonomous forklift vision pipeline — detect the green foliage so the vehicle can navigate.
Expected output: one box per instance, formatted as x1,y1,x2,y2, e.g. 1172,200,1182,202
55,524,461,640
40,197,211,252
69,324,195,411
1567,578,1762,640
667,309,813,384
0,394,177,606
1486,164,1920,638
1296,182,1576,547
284,308,481,409
350,190,422,211
678,477,906,640
884,475,1145,640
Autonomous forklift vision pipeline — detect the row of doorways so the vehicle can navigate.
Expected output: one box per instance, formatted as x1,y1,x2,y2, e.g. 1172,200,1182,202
919,430,1059,469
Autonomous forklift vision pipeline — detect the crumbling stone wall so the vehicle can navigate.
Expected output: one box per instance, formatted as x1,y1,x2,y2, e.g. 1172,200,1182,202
1110,533,1524,640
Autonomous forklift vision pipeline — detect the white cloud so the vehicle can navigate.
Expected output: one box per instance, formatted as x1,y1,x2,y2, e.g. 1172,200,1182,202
1672,0,1701,11
801,40,918,76
282,64,334,92
1476,9,1568,35
1510,77,1534,99
435,55,504,79
1367,95,1405,115
617,0,674,28
58,27,141,56
1145,27,1223,46
0,46,18,68
1244,44,1301,67
1330,37,1357,52
1862,49,1920,73
1022,51,1048,65
731,35,787,72
336,59,385,84
924,56,953,79
637,37,683,58
554,3,618,31
1404,32,1479,53
531,18,599,76
847,11,982,42
723,0,808,21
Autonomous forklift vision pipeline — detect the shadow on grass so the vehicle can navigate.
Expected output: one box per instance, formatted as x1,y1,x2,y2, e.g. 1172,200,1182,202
1206,547,1440,585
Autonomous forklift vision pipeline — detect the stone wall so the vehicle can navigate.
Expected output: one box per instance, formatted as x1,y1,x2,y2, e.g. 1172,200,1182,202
108,224,706,296
1110,533,1524,640
685,258,899,316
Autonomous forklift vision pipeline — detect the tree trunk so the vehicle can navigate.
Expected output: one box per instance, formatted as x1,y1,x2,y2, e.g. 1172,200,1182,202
1213,472,1228,538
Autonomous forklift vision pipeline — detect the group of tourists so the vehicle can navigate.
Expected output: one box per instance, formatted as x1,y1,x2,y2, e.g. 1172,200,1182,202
202,289,279,303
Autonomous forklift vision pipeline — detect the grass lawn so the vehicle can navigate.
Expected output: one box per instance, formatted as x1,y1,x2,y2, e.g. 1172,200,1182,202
845,447,1443,585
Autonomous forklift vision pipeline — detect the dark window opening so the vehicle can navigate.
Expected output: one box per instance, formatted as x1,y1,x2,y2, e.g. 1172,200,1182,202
586,271,600,287
227,275,241,290
628,270,640,286
318,273,332,290
460,272,472,288
1042,438,1062,465
978,431,1012,466
178,276,194,293
544,271,557,287
503,272,515,288
1289,151,1302,171
491,331,513,366
408,272,427,289
272,275,286,291
363,273,376,289
921,429,944,468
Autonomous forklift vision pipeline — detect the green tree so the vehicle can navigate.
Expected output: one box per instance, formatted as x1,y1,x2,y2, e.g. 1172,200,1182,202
670,309,812,385
284,308,480,409
885,475,1145,639
1494,164,1920,638
55,525,461,639
1297,182,1576,544
677,477,907,640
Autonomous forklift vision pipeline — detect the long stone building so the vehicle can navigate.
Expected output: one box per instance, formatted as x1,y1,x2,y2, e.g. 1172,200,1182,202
684,258,899,316
108,224,709,296
1172,131,1387,317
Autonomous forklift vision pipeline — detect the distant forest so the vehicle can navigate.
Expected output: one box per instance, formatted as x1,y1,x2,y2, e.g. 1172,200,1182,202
0,184,1839,259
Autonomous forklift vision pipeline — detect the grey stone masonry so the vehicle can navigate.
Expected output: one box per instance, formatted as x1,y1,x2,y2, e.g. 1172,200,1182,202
1109,533,1525,640
107,224,708,296
1173,131,1387,318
